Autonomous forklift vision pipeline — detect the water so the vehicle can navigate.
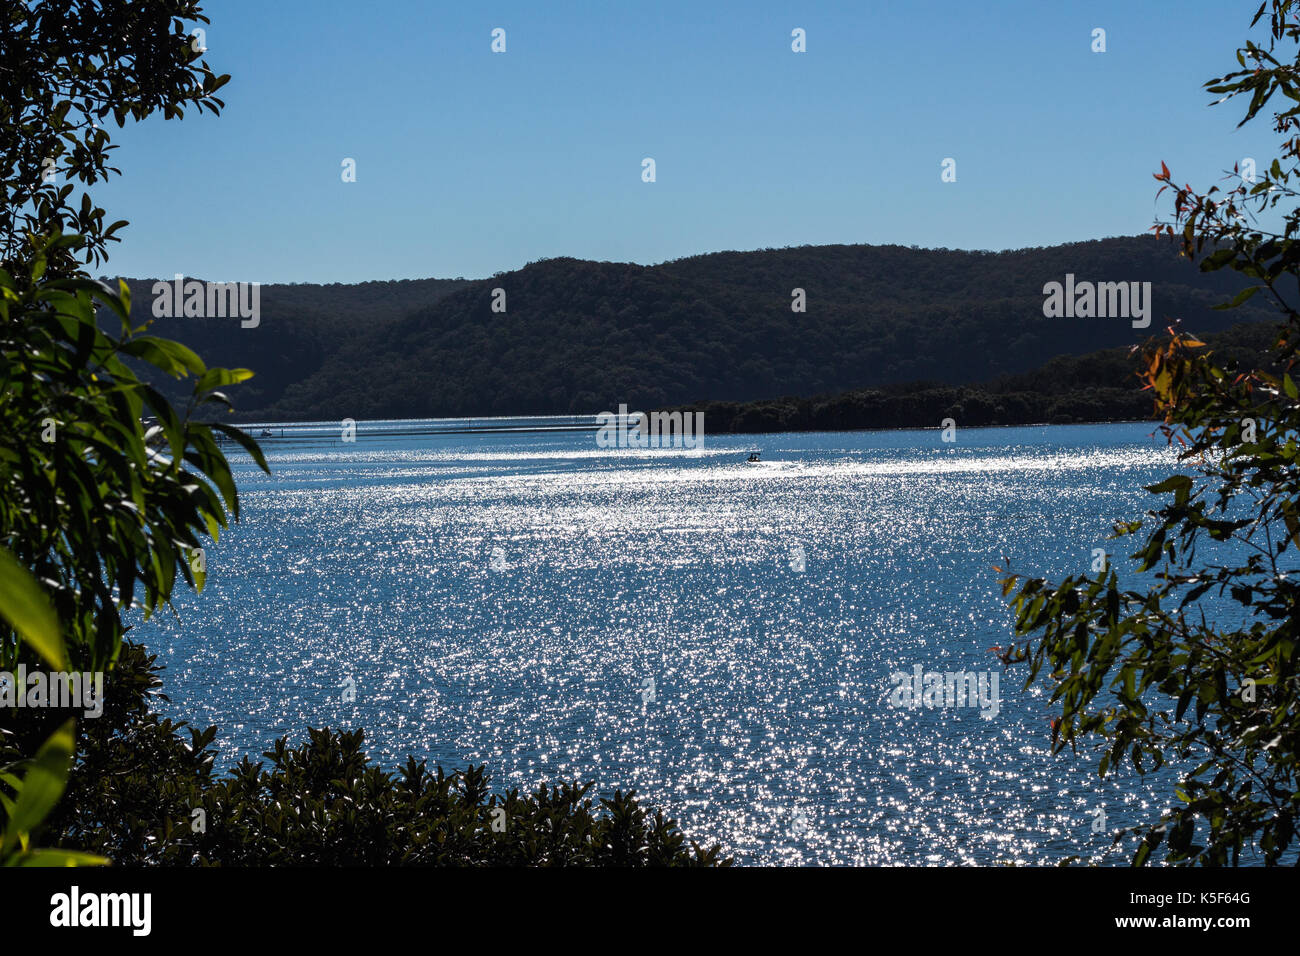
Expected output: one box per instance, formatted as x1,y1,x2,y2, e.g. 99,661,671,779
141,419,1211,865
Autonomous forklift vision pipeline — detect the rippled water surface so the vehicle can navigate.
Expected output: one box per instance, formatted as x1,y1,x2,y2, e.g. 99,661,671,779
143,420,1195,865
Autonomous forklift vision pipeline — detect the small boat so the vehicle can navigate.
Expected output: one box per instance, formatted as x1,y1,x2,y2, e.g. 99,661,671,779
259,429,273,438
746,450,762,463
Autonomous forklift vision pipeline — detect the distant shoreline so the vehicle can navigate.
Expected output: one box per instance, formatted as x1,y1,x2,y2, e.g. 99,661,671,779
216,412,1160,442
691,415,1158,437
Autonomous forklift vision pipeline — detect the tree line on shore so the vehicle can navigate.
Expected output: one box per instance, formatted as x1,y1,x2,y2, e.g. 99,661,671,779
662,321,1277,433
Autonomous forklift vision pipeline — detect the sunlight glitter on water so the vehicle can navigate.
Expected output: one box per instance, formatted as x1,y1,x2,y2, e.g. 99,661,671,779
143,421,1192,865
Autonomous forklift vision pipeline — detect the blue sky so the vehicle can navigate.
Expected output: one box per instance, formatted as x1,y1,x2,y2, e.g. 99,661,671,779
95,0,1275,283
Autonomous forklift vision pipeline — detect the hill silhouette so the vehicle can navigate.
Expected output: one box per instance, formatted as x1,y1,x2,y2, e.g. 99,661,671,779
109,236,1278,422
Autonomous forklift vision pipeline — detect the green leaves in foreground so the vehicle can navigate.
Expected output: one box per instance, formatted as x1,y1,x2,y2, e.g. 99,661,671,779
0,536,89,866
0,234,267,672
1,234,265,866
0,547,64,671
1000,0,1300,865
1,2,249,869
0,721,107,867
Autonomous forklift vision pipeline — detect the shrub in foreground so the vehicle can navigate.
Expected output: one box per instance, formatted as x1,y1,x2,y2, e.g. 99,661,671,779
4,644,729,867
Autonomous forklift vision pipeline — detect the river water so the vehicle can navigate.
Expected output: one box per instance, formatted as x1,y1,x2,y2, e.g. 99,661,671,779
142,419,1204,865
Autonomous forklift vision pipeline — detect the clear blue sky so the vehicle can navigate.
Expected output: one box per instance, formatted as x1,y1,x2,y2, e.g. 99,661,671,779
95,0,1275,283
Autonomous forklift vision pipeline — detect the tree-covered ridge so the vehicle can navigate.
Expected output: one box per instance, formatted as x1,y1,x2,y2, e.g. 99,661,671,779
106,276,472,413
667,320,1279,433
114,235,1276,423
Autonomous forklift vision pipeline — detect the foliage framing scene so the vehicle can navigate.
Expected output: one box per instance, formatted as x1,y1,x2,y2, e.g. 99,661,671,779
0,0,1297,914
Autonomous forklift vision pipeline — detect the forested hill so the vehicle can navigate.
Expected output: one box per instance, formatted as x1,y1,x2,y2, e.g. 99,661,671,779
106,276,472,413
111,236,1278,421
664,320,1279,434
